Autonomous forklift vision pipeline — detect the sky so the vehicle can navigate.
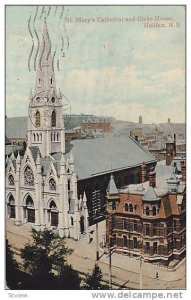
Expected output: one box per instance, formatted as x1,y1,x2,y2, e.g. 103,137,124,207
6,5,185,123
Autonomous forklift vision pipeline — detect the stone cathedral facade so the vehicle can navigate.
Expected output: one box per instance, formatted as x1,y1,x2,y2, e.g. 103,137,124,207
5,19,89,240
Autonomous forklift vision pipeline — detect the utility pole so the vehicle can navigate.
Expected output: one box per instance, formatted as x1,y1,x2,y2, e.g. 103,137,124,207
96,222,99,261
140,239,143,290
109,236,113,289
140,256,143,290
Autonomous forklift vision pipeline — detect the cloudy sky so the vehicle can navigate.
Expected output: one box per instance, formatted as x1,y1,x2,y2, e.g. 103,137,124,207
6,5,185,123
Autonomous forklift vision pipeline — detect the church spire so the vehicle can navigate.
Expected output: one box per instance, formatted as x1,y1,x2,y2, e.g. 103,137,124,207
35,17,56,95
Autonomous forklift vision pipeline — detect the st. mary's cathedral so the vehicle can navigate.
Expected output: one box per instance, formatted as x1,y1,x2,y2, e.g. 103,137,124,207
5,16,159,241
5,19,89,240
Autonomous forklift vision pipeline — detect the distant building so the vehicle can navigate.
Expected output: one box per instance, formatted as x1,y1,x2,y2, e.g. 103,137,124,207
139,115,143,124
105,162,186,266
168,118,171,124
166,134,176,166
81,117,112,135
130,128,143,141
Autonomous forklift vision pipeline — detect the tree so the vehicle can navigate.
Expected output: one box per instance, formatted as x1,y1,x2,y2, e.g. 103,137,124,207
6,239,19,289
85,264,108,290
57,264,81,290
20,228,76,289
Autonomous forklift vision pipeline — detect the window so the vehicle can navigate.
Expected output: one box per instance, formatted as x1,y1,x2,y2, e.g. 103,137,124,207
50,200,57,209
8,195,15,218
24,166,34,186
133,221,138,232
153,206,157,216
145,224,150,236
27,209,35,223
49,200,58,227
8,174,14,186
57,132,59,141
35,111,41,127
112,202,116,210
51,110,56,127
26,195,34,207
123,236,128,247
145,242,150,254
123,219,128,230
129,203,133,212
125,203,129,211
68,179,71,190
133,237,138,249
51,212,58,227
146,206,150,216
153,242,157,254
174,238,177,249
71,217,74,226
49,178,56,191
153,223,157,236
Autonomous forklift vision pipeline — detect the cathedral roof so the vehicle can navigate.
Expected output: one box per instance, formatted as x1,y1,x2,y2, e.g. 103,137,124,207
69,136,156,180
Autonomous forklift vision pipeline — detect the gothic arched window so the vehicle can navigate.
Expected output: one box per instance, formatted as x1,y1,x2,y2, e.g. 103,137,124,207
146,206,150,216
8,174,14,186
49,200,58,227
49,200,57,209
24,166,34,186
8,194,15,218
153,206,157,216
51,110,56,127
49,178,56,191
35,111,41,127
125,203,129,211
129,203,134,212
26,195,34,207
112,202,116,211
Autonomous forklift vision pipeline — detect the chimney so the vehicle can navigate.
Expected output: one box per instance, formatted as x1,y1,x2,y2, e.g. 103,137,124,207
149,171,156,188
174,134,176,156
140,163,147,183
180,160,186,182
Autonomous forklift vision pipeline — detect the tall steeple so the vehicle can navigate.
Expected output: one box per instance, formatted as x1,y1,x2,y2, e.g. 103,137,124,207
27,18,65,157
35,17,56,96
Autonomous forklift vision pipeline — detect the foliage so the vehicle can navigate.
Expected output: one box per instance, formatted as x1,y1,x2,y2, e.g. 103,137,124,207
57,264,81,289
85,264,108,290
6,239,19,288
20,228,81,289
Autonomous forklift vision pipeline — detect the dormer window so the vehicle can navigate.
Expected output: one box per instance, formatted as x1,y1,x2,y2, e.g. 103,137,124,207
146,206,150,216
112,202,116,211
153,206,157,216
125,203,129,211
129,203,133,212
